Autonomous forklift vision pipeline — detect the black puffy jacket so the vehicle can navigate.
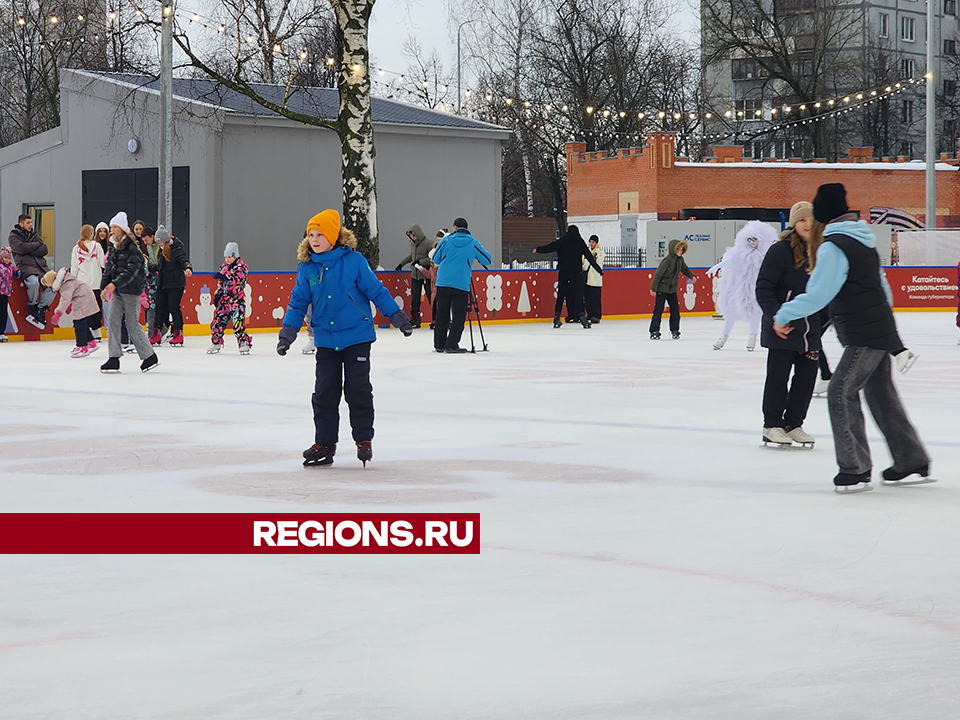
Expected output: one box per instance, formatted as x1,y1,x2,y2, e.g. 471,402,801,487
158,238,192,289
102,234,146,296
756,239,821,352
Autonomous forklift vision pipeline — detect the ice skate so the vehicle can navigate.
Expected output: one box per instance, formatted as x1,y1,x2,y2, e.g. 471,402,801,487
895,350,917,374
833,471,872,494
579,315,592,329
239,341,251,355
93,328,102,340
881,464,936,486
87,340,99,354
356,440,373,467
0,334,8,342
713,334,728,350
122,343,136,354
589,317,601,324
303,443,335,467
207,343,222,354
813,378,830,396
650,331,661,340
169,332,184,347
746,333,757,351
785,426,815,448
671,331,680,340
148,329,162,346
100,356,121,373
553,316,562,329
70,345,90,358
302,342,316,354
24,313,45,330
565,317,578,323
140,354,159,373
761,426,794,448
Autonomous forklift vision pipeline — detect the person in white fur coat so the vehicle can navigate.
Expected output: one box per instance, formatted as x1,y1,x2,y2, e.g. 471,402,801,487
707,220,778,351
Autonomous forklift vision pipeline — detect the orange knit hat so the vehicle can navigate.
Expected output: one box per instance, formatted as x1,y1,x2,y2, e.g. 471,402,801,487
306,209,341,244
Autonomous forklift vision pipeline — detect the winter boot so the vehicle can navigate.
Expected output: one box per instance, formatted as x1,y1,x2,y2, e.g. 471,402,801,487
553,315,562,329
762,427,794,447
785,426,815,447
169,331,184,347
895,350,918,374
356,440,373,467
834,471,872,494
140,354,159,373
207,343,222,354
746,333,757,351
149,329,162,346
713,334,728,350
100,356,121,373
303,443,336,467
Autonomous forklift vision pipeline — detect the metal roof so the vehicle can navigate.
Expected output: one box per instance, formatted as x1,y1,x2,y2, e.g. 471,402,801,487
85,72,507,133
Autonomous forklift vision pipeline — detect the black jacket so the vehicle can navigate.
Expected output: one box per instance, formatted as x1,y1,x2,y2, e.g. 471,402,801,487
158,238,192,289
102,235,146,295
756,239,821,352
536,233,602,274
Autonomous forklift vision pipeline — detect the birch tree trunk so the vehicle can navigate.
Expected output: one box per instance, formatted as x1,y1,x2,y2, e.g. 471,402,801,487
331,0,379,267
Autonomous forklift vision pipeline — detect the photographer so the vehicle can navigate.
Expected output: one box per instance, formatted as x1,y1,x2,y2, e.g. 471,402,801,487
431,217,491,354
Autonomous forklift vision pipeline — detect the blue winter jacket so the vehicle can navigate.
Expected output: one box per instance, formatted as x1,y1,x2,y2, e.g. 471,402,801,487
432,229,493,291
283,246,400,351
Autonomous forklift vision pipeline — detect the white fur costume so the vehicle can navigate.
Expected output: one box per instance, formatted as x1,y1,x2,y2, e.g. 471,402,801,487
707,221,778,339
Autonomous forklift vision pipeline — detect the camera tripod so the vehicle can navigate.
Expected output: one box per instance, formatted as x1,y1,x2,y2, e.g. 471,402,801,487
465,275,489,353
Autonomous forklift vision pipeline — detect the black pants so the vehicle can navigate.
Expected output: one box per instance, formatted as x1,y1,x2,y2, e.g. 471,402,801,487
312,342,374,445
555,270,584,319
649,292,680,333
584,285,602,320
0,294,8,333
73,315,94,346
434,286,468,351
91,289,104,330
818,310,832,380
411,277,431,322
763,348,819,429
155,287,185,334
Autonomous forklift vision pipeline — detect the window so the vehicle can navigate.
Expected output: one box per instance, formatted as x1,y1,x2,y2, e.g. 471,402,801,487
735,98,764,116
902,58,916,77
731,58,770,80
946,0,957,14
23,205,55,263
946,79,958,96
902,99,914,123
879,13,889,37
901,16,915,41
946,39,957,56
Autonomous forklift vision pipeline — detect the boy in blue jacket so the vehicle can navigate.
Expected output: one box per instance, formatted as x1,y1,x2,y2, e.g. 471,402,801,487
277,210,413,467
431,217,492,353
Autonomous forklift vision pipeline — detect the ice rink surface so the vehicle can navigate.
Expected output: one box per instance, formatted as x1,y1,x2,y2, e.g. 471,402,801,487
2,312,960,719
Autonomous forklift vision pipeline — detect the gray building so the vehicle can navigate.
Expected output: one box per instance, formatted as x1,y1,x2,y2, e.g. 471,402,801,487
701,0,959,160
0,70,510,272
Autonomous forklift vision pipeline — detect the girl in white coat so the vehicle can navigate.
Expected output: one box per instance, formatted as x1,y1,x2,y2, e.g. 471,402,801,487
71,224,106,338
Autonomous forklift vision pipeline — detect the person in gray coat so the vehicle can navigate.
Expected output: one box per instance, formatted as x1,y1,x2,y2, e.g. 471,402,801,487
395,224,433,328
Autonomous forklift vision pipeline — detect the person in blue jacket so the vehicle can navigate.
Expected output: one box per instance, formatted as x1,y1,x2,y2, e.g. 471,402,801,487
431,217,492,353
773,183,928,493
277,209,413,467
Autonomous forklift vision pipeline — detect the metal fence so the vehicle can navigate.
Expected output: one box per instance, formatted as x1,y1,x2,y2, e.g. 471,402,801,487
504,246,646,270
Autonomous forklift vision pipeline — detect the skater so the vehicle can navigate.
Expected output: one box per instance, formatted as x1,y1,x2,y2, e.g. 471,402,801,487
432,217,492,352
395,224,433,329
774,183,930,493
708,220,777,351
94,222,110,253
71,224,106,339
0,246,21,341
99,212,159,373
140,226,161,335
42,268,101,358
532,225,602,329
755,201,821,448
649,239,695,339
276,209,413,467
8,213,54,330
208,242,252,354
584,234,604,323
152,224,192,347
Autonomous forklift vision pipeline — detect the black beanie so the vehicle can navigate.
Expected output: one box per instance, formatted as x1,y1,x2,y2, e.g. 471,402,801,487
812,183,849,223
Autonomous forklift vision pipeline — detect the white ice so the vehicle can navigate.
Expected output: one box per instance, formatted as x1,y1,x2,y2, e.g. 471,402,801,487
2,312,960,719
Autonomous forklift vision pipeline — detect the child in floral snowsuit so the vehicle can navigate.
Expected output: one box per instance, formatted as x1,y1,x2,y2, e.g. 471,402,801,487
0,246,22,340
207,242,251,354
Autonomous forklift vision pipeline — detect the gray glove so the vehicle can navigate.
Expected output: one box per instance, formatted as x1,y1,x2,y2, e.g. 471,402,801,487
277,326,298,355
389,310,413,337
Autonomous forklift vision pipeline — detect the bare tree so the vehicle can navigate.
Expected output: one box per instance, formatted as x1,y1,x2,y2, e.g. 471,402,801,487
398,35,452,109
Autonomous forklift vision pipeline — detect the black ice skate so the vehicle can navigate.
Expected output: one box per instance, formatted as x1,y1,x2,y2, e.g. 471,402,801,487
650,331,661,340
356,440,373,467
553,316,562,328
140,354,159,373
100,356,121,373
579,315,591,329
672,331,681,340
303,443,335,467
881,464,936,486
834,471,872,494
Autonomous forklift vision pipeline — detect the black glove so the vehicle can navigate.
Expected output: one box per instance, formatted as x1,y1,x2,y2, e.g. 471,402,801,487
394,263,404,271
389,310,413,337
213,291,223,307
277,326,298,356
147,263,158,273
212,272,225,281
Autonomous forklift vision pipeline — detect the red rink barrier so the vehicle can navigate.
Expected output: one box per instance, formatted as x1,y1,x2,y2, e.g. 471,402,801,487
0,513,480,554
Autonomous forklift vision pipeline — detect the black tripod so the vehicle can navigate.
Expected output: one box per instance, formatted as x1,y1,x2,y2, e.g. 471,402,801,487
465,275,489,353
